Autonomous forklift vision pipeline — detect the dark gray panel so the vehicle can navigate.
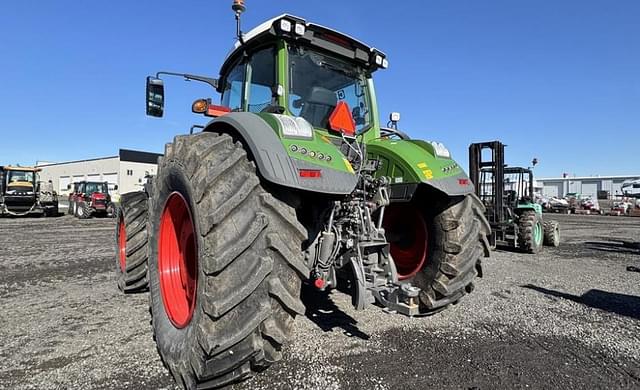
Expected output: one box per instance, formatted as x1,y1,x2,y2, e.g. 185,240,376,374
427,172,475,196
203,113,357,195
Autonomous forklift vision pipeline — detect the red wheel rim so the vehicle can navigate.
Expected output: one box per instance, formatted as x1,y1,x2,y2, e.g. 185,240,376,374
118,216,126,272
382,204,428,280
158,192,198,328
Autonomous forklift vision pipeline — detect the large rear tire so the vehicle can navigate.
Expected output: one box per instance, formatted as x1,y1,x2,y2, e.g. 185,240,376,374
148,132,308,389
384,193,490,312
518,211,543,254
115,192,149,293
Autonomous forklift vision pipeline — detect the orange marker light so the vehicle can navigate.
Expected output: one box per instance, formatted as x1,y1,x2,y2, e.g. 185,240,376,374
191,99,208,113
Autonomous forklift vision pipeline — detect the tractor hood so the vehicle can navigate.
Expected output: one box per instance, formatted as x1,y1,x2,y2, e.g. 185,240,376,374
366,138,475,196
6,181,35,194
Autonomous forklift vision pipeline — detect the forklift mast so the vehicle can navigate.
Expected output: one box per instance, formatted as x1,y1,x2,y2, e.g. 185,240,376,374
469,141,505,225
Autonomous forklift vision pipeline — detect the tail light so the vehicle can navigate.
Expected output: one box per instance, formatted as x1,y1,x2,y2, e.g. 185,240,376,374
299,169,322,178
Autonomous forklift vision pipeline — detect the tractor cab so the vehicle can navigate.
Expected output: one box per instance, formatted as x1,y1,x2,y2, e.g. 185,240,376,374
216,14,387,136
146,14,388,143
503,166,542,216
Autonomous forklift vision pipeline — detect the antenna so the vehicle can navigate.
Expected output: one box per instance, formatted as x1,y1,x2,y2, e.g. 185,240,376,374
232,0,246,45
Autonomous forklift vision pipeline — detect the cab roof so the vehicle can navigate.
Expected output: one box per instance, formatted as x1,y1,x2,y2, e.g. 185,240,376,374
219,14,388,81
0,166,40,172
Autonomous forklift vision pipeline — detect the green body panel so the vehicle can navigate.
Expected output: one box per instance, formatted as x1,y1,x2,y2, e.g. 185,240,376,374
516,202,543,215
257,113,355,174
365,138,463,185
216,37,469,195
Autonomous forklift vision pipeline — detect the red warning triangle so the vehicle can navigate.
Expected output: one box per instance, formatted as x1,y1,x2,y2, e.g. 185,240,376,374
329,101,356,136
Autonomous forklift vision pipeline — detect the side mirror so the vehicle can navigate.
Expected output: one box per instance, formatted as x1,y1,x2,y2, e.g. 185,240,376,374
67,184,71,190
146,76,165,117
114,184,118,190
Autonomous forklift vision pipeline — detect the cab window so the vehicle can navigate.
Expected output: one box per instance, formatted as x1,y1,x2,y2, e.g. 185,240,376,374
247,47,276,113
221,62,244,111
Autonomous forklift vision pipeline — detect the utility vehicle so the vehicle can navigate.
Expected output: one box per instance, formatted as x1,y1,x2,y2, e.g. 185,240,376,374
0,166,58,217
68,181,113,219
117,3,490,388
469,141,559,253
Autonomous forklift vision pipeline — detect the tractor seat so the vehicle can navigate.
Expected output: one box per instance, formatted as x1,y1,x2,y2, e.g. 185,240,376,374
300,87,337,128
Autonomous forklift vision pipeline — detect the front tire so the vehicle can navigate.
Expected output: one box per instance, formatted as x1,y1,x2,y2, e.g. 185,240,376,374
76,201,91,219
148,132,308,389
115,192,149,293
518,211,543,254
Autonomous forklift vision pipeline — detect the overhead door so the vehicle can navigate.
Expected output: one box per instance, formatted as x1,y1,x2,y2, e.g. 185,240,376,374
59,176,71,193
103,173,118,185
612,180,625,196
568,180,580,194
581,182,599,198
103,173,119,196
543,184,560,198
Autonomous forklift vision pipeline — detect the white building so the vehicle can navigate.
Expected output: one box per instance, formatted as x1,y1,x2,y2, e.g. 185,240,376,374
538,175,640,199
37,149,161,199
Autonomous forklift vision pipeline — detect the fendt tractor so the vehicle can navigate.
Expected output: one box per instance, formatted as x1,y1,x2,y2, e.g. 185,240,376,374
116,3,490,388
469,141,560,253
0,166,58,217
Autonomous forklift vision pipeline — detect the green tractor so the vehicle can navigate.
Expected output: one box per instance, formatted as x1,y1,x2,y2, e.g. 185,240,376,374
117,3,490,388
469,141,560,253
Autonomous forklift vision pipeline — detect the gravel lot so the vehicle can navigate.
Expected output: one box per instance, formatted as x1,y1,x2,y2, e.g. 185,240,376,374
1,213,639,389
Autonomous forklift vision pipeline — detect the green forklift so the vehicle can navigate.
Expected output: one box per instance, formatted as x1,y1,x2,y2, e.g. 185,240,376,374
469,141,560,253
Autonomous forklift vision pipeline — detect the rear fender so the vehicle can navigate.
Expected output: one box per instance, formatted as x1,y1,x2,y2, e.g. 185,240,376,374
366,138,474,200
516,203,542,215
201,112,357,195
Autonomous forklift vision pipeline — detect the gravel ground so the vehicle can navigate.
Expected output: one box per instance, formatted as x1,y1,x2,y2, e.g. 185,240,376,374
1,213,639,389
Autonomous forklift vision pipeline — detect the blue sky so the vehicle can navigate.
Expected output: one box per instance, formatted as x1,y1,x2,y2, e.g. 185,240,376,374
0,1,638,178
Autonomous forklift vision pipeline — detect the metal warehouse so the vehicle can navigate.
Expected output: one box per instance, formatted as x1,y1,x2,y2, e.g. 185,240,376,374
538,175,640,199
36,149,162,199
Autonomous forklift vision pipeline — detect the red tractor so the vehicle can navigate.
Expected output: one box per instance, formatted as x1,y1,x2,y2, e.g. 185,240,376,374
67,181,114,219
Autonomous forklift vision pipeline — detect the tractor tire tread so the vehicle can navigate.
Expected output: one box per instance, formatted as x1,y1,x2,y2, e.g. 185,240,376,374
518,211,543,254
416,194,490,311
115,191,149,293
543,220,560,247
149,132,308,389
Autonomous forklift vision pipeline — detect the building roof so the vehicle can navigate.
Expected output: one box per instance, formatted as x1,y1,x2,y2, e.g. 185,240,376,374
36,155,119,167
119,149,162,164
0,166,41,172
539,175,640,181
35,149,162,168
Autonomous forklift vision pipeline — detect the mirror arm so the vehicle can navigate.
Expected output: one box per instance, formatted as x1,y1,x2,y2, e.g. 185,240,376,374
155,71,219,90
